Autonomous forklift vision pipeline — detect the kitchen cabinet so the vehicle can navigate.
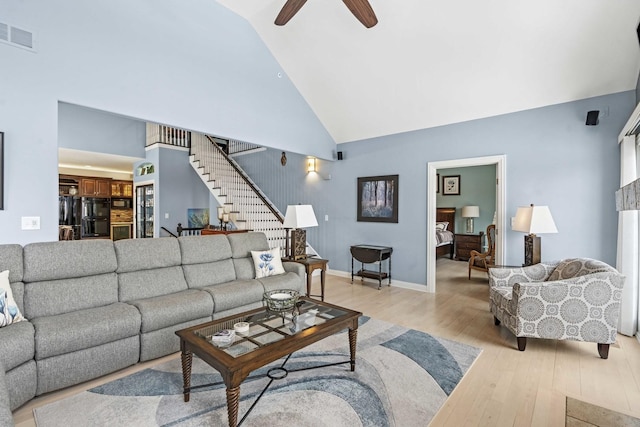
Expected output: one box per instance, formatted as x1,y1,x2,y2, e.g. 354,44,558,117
111,181,133,198
81,178,111,197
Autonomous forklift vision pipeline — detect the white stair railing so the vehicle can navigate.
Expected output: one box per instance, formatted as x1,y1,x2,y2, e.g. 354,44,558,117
189,132,287,249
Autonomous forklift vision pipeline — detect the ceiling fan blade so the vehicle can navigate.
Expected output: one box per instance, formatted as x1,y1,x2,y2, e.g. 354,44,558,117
343,0,378,28
275,0,308,26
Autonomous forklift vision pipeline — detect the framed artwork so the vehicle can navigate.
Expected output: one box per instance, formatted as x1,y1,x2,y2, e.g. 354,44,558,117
357,174,398,223
436,173,440,193
0,132,3,210
187,208,210,228
442,175,460,196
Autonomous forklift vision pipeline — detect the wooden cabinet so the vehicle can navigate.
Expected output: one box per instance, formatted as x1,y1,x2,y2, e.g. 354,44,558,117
455,233,484,261
81,178,111,197
111,181,133,198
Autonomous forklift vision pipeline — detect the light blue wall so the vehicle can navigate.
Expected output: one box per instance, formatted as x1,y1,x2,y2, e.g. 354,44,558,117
0,0,334,244
238,91,635,287
58,103,146,158
156,147,211,234
436,165,496,234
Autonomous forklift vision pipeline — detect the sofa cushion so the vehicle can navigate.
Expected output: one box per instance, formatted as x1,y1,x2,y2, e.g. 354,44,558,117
201,279,265,313
228,232,270,258
251,247,285,278
547,258,615,282
0,270,26,327
182,259,236,289
118,266,189,302
24,273,119,319
130,289,213,333
258,272,305,294
228,233,270,280
0,320,35,371
0,245,23,284
23,240,117,282
115,238,181,273
178,235,232,265
31,302,141,360
0,362,13,427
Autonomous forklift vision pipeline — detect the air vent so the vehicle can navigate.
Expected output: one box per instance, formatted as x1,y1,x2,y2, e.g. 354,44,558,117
11,26,33,49
0,22,35,51
0,23,8,42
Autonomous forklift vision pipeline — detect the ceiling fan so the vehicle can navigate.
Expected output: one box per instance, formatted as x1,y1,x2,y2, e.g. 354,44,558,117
275,0,378,28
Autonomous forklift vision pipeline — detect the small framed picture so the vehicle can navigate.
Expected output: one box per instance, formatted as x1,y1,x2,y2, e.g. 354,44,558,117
436,173,440,193
442,175,460,196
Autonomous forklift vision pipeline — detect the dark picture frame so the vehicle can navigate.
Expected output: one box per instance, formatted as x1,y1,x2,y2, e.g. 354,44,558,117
357,174,399,223
436,173,440,193
442,175,461,196
0,132,3,210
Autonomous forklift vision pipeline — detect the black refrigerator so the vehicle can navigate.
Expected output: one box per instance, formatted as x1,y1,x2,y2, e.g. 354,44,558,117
58,196,81,239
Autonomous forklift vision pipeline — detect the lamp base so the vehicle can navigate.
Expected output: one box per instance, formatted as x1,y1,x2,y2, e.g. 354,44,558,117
290,229,307,260
523,234,541,266
465,218,474,234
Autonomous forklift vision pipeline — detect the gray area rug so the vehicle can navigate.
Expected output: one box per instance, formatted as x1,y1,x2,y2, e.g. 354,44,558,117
34,317,481,426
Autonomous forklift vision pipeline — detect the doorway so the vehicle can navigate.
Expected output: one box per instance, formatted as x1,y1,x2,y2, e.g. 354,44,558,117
427,155,506,292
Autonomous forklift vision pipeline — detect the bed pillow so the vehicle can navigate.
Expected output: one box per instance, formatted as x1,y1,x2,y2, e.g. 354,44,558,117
436,221,449,231
251,247,285,278
0,270,26,327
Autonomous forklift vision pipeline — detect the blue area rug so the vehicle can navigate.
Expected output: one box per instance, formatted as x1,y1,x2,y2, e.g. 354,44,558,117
33,317,481,427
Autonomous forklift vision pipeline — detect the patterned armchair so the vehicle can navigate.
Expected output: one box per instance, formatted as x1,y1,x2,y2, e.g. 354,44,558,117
489,258,625,359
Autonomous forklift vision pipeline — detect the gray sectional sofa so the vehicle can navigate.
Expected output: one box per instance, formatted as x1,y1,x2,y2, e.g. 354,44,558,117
0,232,304,424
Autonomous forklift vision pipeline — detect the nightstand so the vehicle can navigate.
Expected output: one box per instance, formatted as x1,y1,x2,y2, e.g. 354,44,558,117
455,232,485,261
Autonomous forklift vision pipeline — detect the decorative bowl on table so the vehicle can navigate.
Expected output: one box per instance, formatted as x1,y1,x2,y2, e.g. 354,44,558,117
263,289,299,313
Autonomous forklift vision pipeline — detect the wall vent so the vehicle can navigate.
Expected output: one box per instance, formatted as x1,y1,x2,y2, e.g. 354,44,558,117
11,26,33,49
0,22,35,51
0,23,8,42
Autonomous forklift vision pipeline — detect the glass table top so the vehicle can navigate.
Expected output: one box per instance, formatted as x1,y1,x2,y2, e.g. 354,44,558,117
192,300,348,358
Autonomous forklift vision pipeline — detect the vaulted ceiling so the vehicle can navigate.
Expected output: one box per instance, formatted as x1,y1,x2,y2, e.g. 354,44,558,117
217,0,640,144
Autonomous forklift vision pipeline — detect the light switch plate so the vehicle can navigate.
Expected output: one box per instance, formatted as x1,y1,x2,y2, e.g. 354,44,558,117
21,216,40,230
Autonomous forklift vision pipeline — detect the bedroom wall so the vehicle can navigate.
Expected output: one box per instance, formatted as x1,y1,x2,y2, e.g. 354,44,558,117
436,165,496,235
238,91,635,288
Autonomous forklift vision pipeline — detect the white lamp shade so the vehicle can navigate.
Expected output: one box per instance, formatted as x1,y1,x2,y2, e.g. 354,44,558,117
461,206,480,218
512,205,558,234
283,205,318,229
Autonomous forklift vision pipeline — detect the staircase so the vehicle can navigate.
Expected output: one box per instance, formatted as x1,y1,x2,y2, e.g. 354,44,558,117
189,132,288,249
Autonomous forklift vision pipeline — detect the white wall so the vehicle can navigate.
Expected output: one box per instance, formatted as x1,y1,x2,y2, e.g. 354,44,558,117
0,0,334,244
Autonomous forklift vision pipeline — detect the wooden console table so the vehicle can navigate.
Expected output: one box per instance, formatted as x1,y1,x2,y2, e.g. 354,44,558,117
350,245,393,289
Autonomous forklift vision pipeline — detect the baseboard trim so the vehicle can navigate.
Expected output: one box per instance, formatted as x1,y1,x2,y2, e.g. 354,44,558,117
327,269,427,293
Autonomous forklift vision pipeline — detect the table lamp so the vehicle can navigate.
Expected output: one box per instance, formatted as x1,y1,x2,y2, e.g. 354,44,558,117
283,205,318,260
512,204,558,266
461,206,480,233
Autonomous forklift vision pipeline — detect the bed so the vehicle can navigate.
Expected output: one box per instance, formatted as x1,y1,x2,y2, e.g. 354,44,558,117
436,207,456,259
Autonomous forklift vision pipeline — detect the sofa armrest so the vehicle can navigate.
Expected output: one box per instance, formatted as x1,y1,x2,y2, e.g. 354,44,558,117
282,261,305,277
0,362,15,427
489,261,559,288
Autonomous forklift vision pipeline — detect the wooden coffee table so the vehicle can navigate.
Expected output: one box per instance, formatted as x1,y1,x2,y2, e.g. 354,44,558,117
175,298,362,427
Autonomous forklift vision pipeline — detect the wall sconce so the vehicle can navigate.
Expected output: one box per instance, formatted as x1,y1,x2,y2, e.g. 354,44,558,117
307,157,317,173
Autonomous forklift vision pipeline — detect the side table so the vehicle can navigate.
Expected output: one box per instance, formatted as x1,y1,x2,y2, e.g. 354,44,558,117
282,257,328,301
350,245,393,290
454,233,484,261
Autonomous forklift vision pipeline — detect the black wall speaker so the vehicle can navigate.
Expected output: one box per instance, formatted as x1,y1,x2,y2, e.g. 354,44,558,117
337,151,343,160
586,110,599,126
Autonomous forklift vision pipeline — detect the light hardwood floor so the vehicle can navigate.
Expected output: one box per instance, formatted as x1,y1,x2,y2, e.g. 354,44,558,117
13,259,640,426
